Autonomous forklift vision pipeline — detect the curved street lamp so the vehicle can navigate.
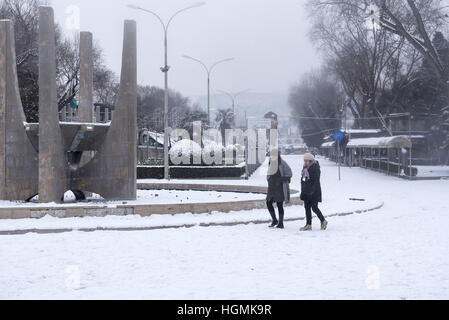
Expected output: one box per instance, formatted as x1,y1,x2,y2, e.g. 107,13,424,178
217,89,249,116
128,2,205,180
183,55,234,125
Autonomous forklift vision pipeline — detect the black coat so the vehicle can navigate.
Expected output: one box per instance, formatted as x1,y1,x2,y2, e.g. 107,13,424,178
267,169,284,203
300,161,322,203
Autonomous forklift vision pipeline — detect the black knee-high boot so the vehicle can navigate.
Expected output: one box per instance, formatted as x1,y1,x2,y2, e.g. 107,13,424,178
267,200,278,227
276,202,284,229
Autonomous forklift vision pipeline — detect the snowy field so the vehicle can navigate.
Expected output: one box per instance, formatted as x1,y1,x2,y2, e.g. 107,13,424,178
1,155,448,299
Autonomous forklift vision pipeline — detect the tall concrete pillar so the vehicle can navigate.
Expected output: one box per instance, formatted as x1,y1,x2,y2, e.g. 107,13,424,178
95,105,100,123
60,106,66,121
105,108,110,122
0,20,39,200
110,19,137,199
72,20,137,200
78,31,93,122
38,7,67,202
0,20,6,199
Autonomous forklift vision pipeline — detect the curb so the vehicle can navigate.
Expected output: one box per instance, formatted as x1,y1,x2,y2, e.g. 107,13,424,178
0,202,384,235
0,183,302,220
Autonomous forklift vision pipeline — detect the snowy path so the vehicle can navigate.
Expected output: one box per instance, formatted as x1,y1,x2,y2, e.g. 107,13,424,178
1,156,448,299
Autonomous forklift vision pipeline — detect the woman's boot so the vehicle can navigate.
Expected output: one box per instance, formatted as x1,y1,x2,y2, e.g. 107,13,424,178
321,220,328,230
300,225,312,231
269,219,278,228
277,211,284,229
267,201,278,228
268,210,278,228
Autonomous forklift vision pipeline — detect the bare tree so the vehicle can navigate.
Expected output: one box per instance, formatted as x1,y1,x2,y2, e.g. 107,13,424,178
379,0,449,162
307,0,421,129
0,0,119,121
137,86,198,133
289,69,343,147
380,0,446,82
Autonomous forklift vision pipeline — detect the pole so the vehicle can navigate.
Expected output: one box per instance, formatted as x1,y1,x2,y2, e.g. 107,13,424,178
207,75,210,126
182,56,234,127
244,135,249,179
409,113,412,178
163,31,170,180
337,140,341,181
128,3,206,181
217,89,248,123
344,103,348,165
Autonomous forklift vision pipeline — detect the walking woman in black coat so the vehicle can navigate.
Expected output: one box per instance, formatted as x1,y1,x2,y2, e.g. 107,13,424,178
300,153,328,231
266,151,292,229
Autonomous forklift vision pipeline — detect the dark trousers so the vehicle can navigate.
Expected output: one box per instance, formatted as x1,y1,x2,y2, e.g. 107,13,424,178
304,199,325,225
267,200,284,224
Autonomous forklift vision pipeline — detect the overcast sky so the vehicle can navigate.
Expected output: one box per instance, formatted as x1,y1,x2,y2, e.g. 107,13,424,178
51,0,320,97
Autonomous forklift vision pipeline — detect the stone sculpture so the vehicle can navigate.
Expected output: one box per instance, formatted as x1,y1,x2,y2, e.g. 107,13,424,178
0,6,137,203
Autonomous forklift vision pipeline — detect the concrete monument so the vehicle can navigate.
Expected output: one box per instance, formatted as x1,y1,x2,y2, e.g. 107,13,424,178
0,6,137,203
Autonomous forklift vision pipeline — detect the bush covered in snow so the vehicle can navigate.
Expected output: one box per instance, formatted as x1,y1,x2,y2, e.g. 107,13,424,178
202,142,226,165
168,139,246,166
169,139,202,165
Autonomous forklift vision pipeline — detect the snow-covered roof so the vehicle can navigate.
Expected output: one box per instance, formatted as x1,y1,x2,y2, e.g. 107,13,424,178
323,129,382,140
141,130,175,146
321,141,335,148
147,131,165,145
321,135,426,149
346,136,418,148
346,129,382,134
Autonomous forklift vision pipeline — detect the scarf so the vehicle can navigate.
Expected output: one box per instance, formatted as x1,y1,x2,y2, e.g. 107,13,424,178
302,160,316,181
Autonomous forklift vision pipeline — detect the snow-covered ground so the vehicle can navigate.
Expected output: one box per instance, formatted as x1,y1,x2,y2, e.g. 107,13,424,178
0,189,265,208
0,157,381,232
1,155,448,299
0,198,382,232
416,165,449,178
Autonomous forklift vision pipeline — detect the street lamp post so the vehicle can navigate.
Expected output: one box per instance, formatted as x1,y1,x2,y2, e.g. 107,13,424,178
182,55,234,125
128,2,205,180
217,89,248,116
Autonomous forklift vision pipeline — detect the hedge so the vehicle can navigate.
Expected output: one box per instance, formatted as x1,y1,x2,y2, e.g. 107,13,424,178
138,165,248,179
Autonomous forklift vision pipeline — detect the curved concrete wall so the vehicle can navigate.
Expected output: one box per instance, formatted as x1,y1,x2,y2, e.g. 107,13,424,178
0,184,303,219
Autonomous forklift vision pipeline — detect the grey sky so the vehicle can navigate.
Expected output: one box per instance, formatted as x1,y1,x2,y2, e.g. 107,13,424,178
51,0,320,98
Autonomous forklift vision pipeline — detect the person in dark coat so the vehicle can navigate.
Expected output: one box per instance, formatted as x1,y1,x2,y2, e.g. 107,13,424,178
300,153,328,231
266,151,292,229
